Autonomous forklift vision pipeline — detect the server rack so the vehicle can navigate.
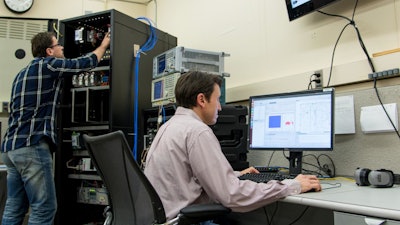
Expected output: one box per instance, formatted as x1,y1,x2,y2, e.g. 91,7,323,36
55,10,177,225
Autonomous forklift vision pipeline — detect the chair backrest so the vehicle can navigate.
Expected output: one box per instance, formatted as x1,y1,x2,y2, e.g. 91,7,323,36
83,130,166,225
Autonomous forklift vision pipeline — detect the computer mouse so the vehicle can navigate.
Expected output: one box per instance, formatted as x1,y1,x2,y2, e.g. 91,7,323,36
306,188,317,193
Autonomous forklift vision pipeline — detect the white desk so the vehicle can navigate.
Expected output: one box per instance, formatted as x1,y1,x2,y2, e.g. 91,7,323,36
283,178,400,220
228,178,400,225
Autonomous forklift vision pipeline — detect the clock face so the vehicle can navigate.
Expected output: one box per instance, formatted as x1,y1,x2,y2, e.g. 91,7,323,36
4,0,34,13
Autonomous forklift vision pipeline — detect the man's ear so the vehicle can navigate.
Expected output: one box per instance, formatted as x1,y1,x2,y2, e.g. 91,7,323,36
197,93,206,107
45,47,53,56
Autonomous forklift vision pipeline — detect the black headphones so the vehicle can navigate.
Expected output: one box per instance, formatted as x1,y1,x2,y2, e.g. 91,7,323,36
354,168,400,188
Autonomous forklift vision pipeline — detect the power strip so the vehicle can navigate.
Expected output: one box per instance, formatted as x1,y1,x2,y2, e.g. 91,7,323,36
368,68,400,80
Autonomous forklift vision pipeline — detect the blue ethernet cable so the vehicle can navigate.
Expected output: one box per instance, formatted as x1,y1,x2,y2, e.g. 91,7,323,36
133,17,158,160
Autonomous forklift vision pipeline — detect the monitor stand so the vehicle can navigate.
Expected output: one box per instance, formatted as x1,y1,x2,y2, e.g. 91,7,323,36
288,151,303,175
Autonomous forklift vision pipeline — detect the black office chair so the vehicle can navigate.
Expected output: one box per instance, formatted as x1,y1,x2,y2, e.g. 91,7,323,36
83,130,231,225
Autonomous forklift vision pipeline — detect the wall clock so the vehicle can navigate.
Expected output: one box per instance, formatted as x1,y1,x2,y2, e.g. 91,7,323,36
4,0,34,14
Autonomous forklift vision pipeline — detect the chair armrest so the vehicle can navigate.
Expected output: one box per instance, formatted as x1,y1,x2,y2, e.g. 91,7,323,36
178,203,231,225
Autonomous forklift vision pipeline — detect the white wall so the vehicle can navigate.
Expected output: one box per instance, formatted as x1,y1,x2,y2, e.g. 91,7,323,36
148,0,400,101
145,0,400,176
0,0,147,102
2,0,400,175
1,0,399,100
0,0,147,20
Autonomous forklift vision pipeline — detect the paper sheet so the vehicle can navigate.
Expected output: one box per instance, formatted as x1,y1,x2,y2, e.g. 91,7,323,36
335,95,356,134
360,103,398,133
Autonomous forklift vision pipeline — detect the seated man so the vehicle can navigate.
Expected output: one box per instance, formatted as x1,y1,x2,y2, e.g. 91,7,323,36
144,71,321,223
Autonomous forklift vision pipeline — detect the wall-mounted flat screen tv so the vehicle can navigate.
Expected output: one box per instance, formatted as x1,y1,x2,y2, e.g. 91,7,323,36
285,0,340,21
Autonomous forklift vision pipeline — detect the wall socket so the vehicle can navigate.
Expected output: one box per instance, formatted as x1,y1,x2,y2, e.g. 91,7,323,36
314,70,323,89
2,102,9,113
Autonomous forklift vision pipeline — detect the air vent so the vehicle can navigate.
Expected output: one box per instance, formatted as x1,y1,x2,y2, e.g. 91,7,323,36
0,19,48,41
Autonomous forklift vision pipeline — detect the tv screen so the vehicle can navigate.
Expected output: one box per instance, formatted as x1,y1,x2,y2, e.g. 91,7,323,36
285,0,340,21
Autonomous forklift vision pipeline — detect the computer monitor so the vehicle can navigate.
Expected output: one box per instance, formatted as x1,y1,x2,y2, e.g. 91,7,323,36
248,88,335,175
285,0,340,21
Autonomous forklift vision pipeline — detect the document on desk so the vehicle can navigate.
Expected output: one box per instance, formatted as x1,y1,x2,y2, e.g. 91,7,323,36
360,103,398,133
335,95,356,134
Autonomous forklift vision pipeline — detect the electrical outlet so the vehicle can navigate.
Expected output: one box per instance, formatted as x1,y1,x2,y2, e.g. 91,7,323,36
2,102,9,113
314,70,323,88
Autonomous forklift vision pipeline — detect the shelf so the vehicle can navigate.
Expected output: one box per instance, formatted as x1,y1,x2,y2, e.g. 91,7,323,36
71,85,109,92
68,174,102,181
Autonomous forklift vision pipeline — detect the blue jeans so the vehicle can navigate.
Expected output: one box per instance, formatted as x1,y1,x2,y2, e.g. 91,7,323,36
1,140,57,225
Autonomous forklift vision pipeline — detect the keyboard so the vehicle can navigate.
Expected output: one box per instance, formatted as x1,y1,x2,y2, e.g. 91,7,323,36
239,172,295,183
254,166,280,173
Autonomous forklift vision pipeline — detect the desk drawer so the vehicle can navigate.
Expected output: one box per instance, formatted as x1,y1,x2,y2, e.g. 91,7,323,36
334,212,400,225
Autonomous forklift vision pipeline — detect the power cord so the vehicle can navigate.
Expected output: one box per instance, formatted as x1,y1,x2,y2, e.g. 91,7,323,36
318,0,375,87
265,201,310,225
288,206,310,225
320,182,342,190
298,153,336,177
318,154,336,177
266,150,276,167
318,0,400,139
262,205,271,225
265,202,279,225
317,0,400,139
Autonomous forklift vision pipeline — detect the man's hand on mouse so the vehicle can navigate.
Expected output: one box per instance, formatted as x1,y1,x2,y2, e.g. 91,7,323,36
294,174,322,193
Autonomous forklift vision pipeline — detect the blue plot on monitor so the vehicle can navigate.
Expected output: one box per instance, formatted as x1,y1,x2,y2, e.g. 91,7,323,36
269,115,281,128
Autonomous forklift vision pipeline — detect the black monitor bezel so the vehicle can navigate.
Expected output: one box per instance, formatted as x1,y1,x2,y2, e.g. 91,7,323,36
247,88,335,152
285,0,340,21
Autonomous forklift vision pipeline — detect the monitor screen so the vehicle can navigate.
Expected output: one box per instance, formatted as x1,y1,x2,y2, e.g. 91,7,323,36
285,0,340,21
248,88,335,174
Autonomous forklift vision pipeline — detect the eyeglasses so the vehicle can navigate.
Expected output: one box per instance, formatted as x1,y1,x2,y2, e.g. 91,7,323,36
48,43,62,48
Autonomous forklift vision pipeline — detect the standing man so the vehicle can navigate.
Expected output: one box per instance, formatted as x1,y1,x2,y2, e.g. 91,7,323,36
144,71,321,223
1,31,110,225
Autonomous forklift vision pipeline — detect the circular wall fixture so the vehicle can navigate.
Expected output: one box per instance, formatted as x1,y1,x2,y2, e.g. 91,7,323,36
15,49,26,59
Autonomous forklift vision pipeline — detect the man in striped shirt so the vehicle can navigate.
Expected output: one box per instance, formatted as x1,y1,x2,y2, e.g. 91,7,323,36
144,72,321,225
1,31,110,225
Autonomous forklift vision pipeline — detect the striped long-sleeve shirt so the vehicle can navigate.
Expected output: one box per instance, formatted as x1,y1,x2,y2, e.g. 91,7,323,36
1,53,98,152
144,107,301,220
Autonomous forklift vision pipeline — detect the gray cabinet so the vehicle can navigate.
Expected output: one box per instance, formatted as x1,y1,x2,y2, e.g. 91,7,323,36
335,212,400,225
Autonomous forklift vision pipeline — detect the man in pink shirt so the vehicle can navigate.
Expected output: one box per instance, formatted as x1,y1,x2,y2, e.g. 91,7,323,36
144,71,321,224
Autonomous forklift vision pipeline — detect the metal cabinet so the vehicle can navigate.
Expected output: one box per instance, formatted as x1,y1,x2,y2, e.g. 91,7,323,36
335,212,400,225
54,9,177,225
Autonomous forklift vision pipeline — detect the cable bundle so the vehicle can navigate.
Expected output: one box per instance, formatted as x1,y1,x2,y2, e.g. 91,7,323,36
133,17,158,160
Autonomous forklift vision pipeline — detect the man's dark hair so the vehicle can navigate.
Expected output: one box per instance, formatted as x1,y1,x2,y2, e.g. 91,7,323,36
175,71,223,108
31,32,55,58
